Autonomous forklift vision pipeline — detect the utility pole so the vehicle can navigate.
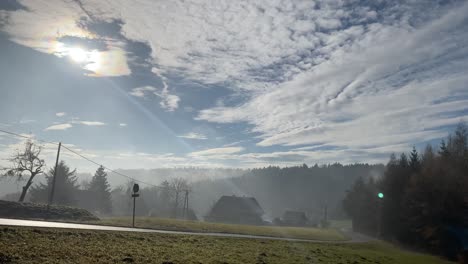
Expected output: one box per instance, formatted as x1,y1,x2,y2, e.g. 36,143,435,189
324,204,328,222
182,190,189,220
47,142,62,212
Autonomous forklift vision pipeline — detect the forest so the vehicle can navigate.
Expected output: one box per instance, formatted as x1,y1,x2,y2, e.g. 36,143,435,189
343,123,468,257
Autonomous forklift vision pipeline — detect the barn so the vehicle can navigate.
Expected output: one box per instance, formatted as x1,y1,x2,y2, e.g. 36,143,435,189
206,195,265,225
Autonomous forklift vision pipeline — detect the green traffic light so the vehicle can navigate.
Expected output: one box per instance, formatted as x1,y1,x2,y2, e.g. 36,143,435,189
378,192,384,199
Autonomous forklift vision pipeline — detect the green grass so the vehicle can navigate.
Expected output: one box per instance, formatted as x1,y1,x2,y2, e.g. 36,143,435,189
0,226,453,263
97,216,346,241
330,220,352,230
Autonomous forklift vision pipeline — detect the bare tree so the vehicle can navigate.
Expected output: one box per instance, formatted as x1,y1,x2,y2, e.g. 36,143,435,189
169,177,190,218
2,140,45,202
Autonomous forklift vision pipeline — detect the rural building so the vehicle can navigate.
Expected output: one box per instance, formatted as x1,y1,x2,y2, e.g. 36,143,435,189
206,195,265,225
282,210,308,226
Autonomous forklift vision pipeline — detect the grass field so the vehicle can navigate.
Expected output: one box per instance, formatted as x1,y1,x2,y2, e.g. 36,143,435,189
97,216,346,241
330,220,352,230
0,226,453,264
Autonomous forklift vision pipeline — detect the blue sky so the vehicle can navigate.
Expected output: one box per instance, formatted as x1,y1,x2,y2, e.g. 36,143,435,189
0,0,467,172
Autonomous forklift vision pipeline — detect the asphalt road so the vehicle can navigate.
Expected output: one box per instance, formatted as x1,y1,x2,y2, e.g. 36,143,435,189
0,218,372,243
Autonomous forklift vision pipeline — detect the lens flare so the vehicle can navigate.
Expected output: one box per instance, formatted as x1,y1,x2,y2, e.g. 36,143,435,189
68,47,87,62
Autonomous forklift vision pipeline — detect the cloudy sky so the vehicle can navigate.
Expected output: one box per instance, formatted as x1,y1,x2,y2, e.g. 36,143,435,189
0,0,467,172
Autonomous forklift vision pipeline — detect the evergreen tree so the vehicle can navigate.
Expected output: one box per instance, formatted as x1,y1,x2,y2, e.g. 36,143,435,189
409,146,420,171
343,123,468,257
88,166,112,214
439,140,450,158
421,144,434,167
30,161,80,206
399,153,409,167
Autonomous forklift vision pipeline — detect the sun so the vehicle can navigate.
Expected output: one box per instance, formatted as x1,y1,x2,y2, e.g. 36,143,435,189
68,47,87,63
53,42,105,73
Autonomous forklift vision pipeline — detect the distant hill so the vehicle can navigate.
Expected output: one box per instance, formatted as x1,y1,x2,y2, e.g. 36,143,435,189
190,163,385,220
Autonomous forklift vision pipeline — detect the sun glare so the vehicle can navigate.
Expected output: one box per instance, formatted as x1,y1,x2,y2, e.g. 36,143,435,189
52,42,128,76
68,47,87,62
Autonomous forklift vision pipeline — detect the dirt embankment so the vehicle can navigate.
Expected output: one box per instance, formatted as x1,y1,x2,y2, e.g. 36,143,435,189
0,200,99,221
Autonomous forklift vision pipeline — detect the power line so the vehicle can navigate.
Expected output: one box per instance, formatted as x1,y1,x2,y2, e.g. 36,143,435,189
0,128,164,189
0,128,59,147
60,145,162,189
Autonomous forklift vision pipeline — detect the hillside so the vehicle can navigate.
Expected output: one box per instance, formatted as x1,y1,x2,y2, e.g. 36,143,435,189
190,163,385,220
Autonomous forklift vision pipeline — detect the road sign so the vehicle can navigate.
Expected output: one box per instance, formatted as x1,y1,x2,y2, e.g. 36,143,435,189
133,183,139,193
132,193,140,197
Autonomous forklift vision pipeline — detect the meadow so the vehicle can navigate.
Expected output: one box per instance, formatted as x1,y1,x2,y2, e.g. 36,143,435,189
0,226,452,264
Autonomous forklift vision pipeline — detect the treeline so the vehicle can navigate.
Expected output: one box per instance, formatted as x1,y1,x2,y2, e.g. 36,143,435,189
111,178,196,220
29,162,113,215
343,124,468,256
26,162,195,219
191,163,385,220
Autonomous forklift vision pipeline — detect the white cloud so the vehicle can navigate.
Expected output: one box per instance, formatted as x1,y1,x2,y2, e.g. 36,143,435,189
72,121,106,126
44,120,106,131
129,86,157,98
177,132,207,140
157,92,180,112
189,147,244,157
56,112,66,117
152,69,180,111
197,2,468,158
2,0,468,165
45,123,73,131
130,84,180,111
119,123,128,127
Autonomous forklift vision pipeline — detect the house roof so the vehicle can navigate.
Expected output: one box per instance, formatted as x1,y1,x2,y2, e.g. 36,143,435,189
210,195,264,216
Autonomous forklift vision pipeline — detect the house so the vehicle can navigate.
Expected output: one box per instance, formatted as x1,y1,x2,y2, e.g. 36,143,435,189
282,210,308,226
206,195,265,225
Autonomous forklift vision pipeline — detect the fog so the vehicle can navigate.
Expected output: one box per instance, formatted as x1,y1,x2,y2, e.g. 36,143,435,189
0,163,384,221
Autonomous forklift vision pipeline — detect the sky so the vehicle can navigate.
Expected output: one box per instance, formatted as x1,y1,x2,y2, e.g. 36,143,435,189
0,0,467,172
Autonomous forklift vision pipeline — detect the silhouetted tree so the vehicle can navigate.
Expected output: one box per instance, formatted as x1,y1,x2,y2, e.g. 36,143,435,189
170,177,190,218
87,166,112,214
343,123,468,257
409,146,420,171
30,161,80,206
1,140,45,202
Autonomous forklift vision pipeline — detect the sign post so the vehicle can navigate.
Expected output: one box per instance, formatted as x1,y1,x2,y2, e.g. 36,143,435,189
132,183,140,228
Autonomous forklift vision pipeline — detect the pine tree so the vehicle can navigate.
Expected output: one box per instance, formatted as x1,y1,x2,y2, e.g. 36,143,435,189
421,144,434,166
399,153,409,167
88,166,112,214
439,139,450,158
409,146,420,171
30,161,80,206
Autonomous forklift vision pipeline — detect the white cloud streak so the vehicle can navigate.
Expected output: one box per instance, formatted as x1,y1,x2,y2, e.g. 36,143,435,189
44,123,73,131
71,121,106,126
177,132,207,140
129,84,180,111
189,147,244,157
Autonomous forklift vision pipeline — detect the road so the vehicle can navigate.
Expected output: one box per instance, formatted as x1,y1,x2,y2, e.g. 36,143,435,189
0,218,372,243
